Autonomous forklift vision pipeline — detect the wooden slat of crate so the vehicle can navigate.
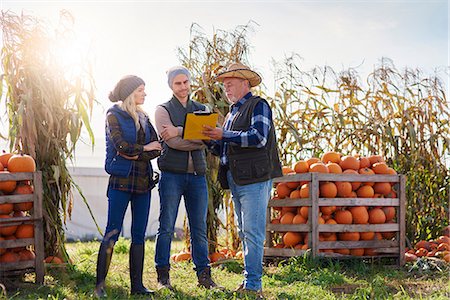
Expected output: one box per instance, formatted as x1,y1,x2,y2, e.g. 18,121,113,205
267,224,310,232
268,198,311,207
398,175,406,266
319,224,399,232
319,240,397,249
0,194,34,204
0,172,34,181
274,173,400,183
32,171,44,284
0,238,34,248
310,174,320,257
0,260,36,272
318,198,399,206
264,247,306,257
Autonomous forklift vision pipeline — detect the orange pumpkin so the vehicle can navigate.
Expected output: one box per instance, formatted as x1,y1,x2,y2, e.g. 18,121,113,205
7,154,36,173
15,224,34,239
358,157,371,169
339,156,360,170
18,249,36,261
368,208,386,224
349,206,369,224
305,157,320,167
326,162,342,174
0,152,13,169
276,183,291,199
368,155,385,166
294,160,309,173
338,232,360,241
0,214,18,236
44,256,64,264
373,182,391,196
382,207,396,221
309,162,329,173
319,182,337,198
0,251,20,263
283,232,303,247
335,181,353,197
360,232,375,240
372,162,389,174
356,185,375,198
335,209,353,224
209,252,226,263
0,203,13,214
321,151,341,164
280,212,295,224
292,214,307,224
0,171,17,193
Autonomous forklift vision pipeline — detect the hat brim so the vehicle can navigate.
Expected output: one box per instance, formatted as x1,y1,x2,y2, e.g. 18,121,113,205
215,69,262,87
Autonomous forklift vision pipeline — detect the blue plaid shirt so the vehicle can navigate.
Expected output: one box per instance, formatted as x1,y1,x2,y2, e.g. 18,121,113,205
208,92,273,165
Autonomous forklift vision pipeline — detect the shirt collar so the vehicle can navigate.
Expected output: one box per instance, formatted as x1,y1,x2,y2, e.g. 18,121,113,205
231,92,252,109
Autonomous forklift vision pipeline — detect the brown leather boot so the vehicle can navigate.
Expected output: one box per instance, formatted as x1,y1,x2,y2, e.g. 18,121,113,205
156,266,174,290
197,267,223,289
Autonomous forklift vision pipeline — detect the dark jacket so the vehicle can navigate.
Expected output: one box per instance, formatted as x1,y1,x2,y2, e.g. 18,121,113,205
157,96,207,175
218,96,282,188
105,105,159,191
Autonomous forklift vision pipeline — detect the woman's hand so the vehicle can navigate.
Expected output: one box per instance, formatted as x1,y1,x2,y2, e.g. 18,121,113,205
144,141,163,152
118,152,139,160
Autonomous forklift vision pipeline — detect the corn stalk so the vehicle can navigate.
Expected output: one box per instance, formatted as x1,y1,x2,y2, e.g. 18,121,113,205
0,10,98,258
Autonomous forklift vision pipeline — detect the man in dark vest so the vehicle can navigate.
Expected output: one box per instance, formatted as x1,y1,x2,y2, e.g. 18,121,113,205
203,62,283,297
154,66,219,290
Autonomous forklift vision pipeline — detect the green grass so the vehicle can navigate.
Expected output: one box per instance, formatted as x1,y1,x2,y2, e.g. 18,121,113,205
1,239,449,299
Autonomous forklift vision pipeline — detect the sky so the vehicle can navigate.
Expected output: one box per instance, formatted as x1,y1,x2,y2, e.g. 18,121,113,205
0,0,448,167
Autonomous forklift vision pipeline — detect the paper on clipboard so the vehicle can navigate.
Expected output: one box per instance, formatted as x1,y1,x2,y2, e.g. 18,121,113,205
183,111,219,140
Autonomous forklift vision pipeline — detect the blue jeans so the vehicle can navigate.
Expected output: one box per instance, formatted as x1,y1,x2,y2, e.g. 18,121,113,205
102,188,151,245
227,170,272,291
155,171,210,275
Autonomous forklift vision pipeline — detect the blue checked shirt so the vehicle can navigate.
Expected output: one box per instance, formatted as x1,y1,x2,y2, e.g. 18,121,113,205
208,92,273,165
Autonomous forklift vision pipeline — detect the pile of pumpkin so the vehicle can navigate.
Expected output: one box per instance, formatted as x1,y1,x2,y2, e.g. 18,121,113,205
171,248,244,263
405,227,450,263
0,152,38,264
271,152,399,255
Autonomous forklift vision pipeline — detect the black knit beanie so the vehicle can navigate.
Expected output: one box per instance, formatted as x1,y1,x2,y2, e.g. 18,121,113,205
108,75,145,102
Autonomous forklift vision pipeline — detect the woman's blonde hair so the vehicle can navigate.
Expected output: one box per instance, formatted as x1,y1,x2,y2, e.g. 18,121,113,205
119,89,146,130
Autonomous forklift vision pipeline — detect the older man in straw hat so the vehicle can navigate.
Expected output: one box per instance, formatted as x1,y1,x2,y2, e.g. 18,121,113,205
203,62,282,296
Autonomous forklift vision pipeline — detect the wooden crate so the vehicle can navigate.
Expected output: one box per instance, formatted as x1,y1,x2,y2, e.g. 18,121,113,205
264,172,406,266
0,172,45,284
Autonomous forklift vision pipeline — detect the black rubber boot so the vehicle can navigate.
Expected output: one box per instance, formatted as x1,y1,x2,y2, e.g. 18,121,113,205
156,266,174,290
94,242,114,298
129,243,154,295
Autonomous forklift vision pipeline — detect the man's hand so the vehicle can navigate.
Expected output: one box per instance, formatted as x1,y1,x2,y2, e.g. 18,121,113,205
143,141,163,152
160,124,179,141
202,125,223,140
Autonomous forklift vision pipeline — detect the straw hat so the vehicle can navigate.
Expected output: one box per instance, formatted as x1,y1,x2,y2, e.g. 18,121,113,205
215,62,262,87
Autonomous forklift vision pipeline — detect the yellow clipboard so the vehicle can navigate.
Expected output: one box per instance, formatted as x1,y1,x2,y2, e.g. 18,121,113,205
183,111,219,140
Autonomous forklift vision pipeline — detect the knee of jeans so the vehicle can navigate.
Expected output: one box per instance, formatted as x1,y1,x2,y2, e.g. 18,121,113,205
103,229,120,244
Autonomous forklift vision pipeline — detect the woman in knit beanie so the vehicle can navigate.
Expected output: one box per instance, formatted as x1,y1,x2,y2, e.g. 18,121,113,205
94,75,162,298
